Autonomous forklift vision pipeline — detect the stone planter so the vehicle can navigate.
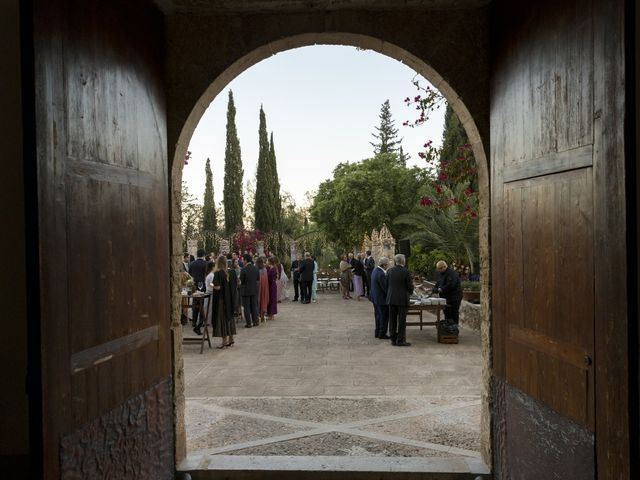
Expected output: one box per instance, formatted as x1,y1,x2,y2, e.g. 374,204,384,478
463,290,480,302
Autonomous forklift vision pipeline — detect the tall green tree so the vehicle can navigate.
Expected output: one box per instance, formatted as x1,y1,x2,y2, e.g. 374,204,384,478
254,106,278,232
371,99,402,155
223,90,244,234
202,158,217,251
269,132,282,228
438,104,476,189
310,153,423,249
181,181,203,251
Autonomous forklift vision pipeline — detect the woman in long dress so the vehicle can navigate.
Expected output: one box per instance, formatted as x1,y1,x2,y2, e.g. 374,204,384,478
267,256,279,319
352,254,365,300
257,256,269,323
278,261,289,301
211,255,238,348
339,254,353,300
310,255,318,303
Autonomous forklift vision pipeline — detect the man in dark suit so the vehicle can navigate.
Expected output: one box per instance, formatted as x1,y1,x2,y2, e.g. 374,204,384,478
291,254,301,301
434,260,463,324
188,249,208,334
298,252,315,304
386,254,414,346
239,254,260,327
370,256,390,339
363,250,375,298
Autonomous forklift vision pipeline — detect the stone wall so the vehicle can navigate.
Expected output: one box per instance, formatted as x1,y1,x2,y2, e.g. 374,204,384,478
459,300,481,333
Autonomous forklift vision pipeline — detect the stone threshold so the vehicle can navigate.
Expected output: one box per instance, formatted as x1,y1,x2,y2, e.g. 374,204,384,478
178,455,491,479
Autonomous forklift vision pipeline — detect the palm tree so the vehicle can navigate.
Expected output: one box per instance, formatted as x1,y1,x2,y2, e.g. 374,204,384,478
395,183,479,272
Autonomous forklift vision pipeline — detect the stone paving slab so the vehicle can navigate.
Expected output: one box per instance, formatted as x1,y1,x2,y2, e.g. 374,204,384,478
225,432,453,457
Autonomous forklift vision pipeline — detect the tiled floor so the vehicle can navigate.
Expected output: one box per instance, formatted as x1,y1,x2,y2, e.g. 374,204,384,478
182,290,483,464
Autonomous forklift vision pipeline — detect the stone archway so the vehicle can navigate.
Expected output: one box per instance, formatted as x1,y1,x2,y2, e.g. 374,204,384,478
168,33,492,467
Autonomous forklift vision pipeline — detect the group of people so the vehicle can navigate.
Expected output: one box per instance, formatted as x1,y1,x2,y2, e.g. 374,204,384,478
290,252,319,304
183,246,463,350
183,249,291,349
338,251,376,300
368,255,463,346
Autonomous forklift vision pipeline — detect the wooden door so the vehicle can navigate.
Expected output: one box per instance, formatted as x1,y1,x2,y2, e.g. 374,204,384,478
33,1,173,478
503,169,594,429
491,0,629,477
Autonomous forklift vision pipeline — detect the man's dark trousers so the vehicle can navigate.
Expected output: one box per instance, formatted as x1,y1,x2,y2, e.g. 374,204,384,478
373,303,389,337
242,295,258,326
444,299,461,324
364,270,371,297
300,281,311,303
389,305,408,343
293,275,300,301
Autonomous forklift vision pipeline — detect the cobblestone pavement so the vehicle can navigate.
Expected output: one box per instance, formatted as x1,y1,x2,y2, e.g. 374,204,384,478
182,290,483,464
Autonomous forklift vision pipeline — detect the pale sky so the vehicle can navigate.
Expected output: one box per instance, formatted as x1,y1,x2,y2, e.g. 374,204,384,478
184,45,446,208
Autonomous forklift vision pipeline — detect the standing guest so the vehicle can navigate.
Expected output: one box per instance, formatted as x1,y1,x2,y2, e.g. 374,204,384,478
311,255,319,303
364,250,375,298
211,255,238,348
278,259,289,302
267,256,279,320
257,257,270,323
205,254,211,262
201,260,216,333
352,254,365,300
370,256,390,339
298,252,315,304
188,249,208,334
274,256,282,302
239,254,260,328
231,257,242,321
291,254,301,301
182,253,190,272
386,254,414,346
434,260,464,324
348,252,356,292
339,254,353,300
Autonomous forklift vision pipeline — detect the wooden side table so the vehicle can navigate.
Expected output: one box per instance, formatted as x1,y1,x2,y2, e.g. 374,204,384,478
182,292,212,354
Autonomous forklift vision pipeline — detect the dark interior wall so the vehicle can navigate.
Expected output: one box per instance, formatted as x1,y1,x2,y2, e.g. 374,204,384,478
33,1,173,478
0,0,29,462
491,0,629,478
165,7,490,172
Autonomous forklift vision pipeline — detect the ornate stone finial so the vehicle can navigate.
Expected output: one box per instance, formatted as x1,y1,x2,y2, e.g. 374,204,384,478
371,229,379,242
379,223,392,240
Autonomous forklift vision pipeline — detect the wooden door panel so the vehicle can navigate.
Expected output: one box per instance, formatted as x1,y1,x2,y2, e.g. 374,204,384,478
35,0,173,477
503,167,594,428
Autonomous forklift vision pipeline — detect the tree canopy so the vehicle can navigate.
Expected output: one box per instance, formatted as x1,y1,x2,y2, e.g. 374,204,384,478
370,99,403,157
223,90,244,234
310,153,423,250
254,106,280,232
202,158,217,251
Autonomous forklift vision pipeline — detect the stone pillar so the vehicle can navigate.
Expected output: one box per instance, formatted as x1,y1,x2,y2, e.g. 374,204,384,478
256,240,265,257
219,239,230,255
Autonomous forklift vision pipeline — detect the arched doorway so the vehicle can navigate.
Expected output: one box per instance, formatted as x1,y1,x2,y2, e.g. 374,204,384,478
168,33,492,469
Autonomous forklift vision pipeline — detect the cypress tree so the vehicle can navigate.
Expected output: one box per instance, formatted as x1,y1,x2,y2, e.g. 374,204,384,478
223,90,244,234
254,106,276,231
269,132,282,228
440,104,469,164
371,99,402,155
202,157,217,252
439,104,475,188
